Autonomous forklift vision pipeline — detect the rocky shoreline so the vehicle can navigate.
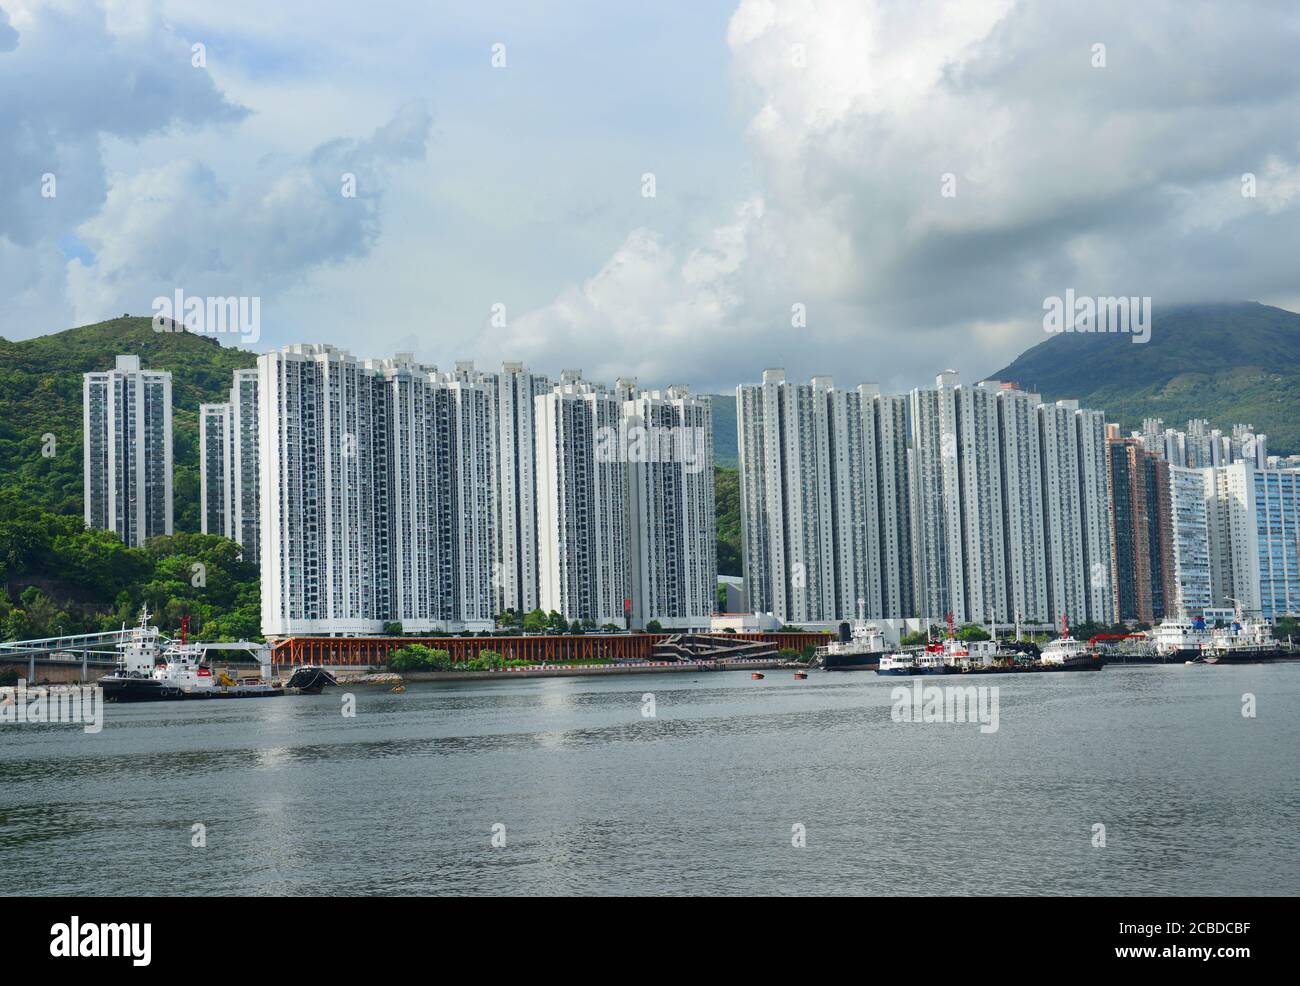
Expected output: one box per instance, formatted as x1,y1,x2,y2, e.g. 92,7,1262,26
333,672,406,685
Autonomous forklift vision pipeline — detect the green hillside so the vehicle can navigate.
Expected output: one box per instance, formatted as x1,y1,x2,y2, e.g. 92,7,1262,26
0,316,258,528
988,302,1300,453
0,318,260,643
709,395,740,576
710,393,737,468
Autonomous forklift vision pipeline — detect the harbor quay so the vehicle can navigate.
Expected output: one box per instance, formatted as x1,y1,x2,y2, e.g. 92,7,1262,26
270,630,830,674
1,624,830,689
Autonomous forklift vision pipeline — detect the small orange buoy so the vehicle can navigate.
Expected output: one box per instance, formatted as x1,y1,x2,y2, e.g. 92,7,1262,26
794,671,808,680
751,672,765,680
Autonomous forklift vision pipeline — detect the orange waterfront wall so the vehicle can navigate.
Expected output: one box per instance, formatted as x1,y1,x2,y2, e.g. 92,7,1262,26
271,632,831,668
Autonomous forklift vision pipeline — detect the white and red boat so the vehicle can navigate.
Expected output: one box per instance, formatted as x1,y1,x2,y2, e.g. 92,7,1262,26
98,610,290,702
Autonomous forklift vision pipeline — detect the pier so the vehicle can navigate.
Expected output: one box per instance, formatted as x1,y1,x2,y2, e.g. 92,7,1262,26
271,631,830,672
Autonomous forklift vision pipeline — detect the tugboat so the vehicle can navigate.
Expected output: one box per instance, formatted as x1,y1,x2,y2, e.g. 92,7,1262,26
1036,616,1106,671
909,647,951,681
916,640,958,674
98,609,285,701
1202,611,1290,664
817,601,887,670
876,652,920,676
1150,617,1213,663
951,615,1104,674
98,608,216,702
925,613,1001,673
1039,636,1104,670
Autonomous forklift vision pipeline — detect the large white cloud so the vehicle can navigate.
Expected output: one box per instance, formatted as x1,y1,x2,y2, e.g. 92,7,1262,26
508,0,1300,392
489,199,765,384
65,100,432,325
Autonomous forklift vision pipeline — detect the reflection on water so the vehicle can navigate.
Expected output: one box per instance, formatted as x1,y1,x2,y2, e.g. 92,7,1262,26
2,665,1298,896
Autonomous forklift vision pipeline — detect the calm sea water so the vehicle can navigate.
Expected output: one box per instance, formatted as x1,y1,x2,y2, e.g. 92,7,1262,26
2,664,1298,896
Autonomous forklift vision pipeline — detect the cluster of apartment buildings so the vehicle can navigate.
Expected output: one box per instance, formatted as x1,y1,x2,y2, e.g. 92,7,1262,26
737,370,1112,629
1072,427,1300,624
83,349,716,638
1139,417,1268,470
79,352,1300,637
737,369,1300,629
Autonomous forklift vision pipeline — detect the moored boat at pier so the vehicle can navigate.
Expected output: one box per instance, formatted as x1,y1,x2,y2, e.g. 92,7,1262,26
876,652,919,676
817,603,887,670
98,609,288,702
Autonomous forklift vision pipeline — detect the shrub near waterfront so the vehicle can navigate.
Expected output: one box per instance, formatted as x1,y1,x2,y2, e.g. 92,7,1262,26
464,649,506,671
387,645,453,672
387,645,538,673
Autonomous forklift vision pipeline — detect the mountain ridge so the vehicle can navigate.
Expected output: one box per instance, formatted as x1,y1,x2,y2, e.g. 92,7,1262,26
987,301,1300,453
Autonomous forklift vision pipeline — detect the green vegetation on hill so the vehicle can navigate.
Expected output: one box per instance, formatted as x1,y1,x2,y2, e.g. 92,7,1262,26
715,465,741,576
988,302,1300,453
0,317,259,640
709,393,737,468
0,315,258,526
0,491,260,641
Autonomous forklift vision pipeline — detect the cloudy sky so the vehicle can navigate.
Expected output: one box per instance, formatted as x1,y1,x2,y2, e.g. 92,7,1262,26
3,0,1299,394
